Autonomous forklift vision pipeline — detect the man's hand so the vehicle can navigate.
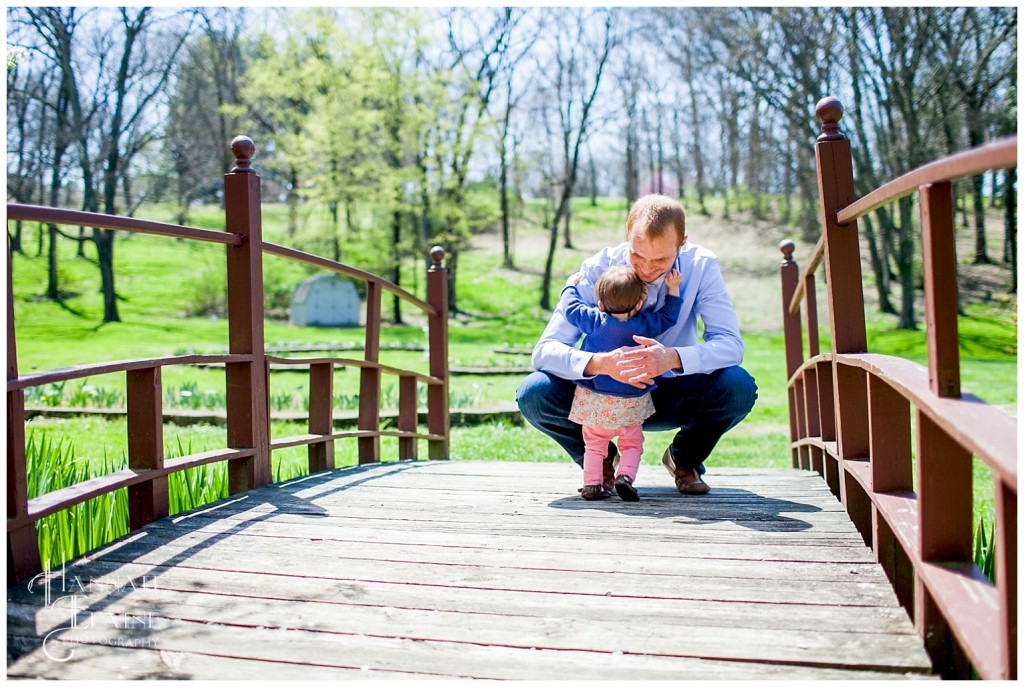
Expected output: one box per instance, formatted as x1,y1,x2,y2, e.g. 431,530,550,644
583,337,681,388
582,347,650,388
616,335,682,385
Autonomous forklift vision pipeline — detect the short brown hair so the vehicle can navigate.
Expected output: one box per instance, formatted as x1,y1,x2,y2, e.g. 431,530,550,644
626,194,686,245
595,265,647,315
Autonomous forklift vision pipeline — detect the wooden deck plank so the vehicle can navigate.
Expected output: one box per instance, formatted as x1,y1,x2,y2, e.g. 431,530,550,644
41,559,918,634
7,462,935,679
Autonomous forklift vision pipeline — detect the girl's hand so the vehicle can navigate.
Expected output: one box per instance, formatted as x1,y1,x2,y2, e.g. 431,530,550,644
665,269,682,294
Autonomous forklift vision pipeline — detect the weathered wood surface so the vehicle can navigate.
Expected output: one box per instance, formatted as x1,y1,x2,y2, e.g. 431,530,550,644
7,461,935,679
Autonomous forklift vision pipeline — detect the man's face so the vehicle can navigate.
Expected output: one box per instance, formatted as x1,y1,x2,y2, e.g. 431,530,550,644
628,230,684,283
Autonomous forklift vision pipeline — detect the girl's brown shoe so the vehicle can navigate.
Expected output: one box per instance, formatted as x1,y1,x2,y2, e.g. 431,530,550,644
614,474,640,501
579,484,612,500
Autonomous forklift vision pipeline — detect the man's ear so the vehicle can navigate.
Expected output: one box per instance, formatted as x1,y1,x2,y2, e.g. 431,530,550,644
680,236,688,248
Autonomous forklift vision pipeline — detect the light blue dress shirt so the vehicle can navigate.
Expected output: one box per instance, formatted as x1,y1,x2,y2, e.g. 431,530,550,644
531,240,744,380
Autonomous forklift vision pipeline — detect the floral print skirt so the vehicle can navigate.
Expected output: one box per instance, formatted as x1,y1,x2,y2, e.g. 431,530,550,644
568,386,655,431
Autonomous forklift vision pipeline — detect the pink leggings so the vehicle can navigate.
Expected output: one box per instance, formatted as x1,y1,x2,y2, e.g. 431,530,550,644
581,423,644,486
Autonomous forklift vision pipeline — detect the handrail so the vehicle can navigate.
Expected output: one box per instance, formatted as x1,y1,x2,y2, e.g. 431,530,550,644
779,97,1017,679
262,242,436,316
6,204,244,246
265,355,443,385
788,235,824,315
836,136,1017,226
7,354,253,391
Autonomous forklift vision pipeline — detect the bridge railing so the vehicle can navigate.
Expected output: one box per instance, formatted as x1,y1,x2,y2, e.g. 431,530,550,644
6,136,449,585
779,97,1017,679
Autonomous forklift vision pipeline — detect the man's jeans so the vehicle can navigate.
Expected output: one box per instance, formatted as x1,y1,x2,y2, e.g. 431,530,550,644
515,366,757,471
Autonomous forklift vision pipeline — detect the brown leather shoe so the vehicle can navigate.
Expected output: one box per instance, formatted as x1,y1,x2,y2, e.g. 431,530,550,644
580,484,612,500
663,447,710,494
614,474,640,502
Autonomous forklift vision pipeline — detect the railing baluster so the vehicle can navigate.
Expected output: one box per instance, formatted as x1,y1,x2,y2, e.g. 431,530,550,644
996,478,1017,679
916,411,972,562
126,367,167,530
803,273,820,358
398,375,418,460
916,404,973,676
308,362,334,473
919,182,961,398
867,375,912,493
224,136,271,493
426,247,450,460
358,281,382,464
7,244,40,584
815,363,836,443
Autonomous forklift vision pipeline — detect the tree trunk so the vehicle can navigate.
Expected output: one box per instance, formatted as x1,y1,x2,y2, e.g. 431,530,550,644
972,173,989,263
94,229,120,323
287,165,299,237
1006,167,1017,293
541,193,572,311
11,223,23,254
625,119,639,205
329,200,340,263
392,209,403,325
47,225,59,299
862,214,896,314
562,203,573,249
896,196,916,329
499,130,514,269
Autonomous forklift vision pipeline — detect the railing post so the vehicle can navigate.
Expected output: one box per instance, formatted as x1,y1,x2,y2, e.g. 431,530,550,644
7,243,40,584
398,375,418,460
814,96,866,355
308,362,334,473
126,367,168,530
919,181,961,398
779,240,803,379
779,241,802,468
358,281,382,464
426,246,450,460
815,97,869,497
223,136,271,493
996,478,1017,679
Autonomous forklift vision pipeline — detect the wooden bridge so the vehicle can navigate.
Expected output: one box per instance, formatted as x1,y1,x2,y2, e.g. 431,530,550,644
6,99,1017,679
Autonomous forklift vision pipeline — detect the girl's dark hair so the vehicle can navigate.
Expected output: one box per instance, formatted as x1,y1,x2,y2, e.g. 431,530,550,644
595,265,646,315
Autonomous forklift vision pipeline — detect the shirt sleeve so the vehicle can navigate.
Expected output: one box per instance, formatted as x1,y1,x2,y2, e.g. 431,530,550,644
531,290,593,380
633,293,683,337
560,285,604,334
672,259,745,375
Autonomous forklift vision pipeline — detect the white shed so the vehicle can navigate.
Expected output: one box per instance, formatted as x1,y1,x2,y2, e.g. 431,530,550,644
289,273,361,327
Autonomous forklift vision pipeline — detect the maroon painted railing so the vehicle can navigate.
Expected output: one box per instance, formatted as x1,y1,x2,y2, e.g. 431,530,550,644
780,97,1017,679
6,136,450,584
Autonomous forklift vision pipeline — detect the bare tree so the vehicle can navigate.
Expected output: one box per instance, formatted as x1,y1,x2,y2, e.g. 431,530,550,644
537,8,616,310
937,8,1017,264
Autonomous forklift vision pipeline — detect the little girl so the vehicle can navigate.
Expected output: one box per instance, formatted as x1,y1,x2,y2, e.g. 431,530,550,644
562,265,682,501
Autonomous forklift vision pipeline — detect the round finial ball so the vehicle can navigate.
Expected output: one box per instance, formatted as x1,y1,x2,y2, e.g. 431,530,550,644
430,246,446,265
231,135,255,162
779,239,795,257
815,97,843,126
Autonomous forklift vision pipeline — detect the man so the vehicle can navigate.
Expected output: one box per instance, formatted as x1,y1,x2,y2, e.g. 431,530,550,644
516,193,757,494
